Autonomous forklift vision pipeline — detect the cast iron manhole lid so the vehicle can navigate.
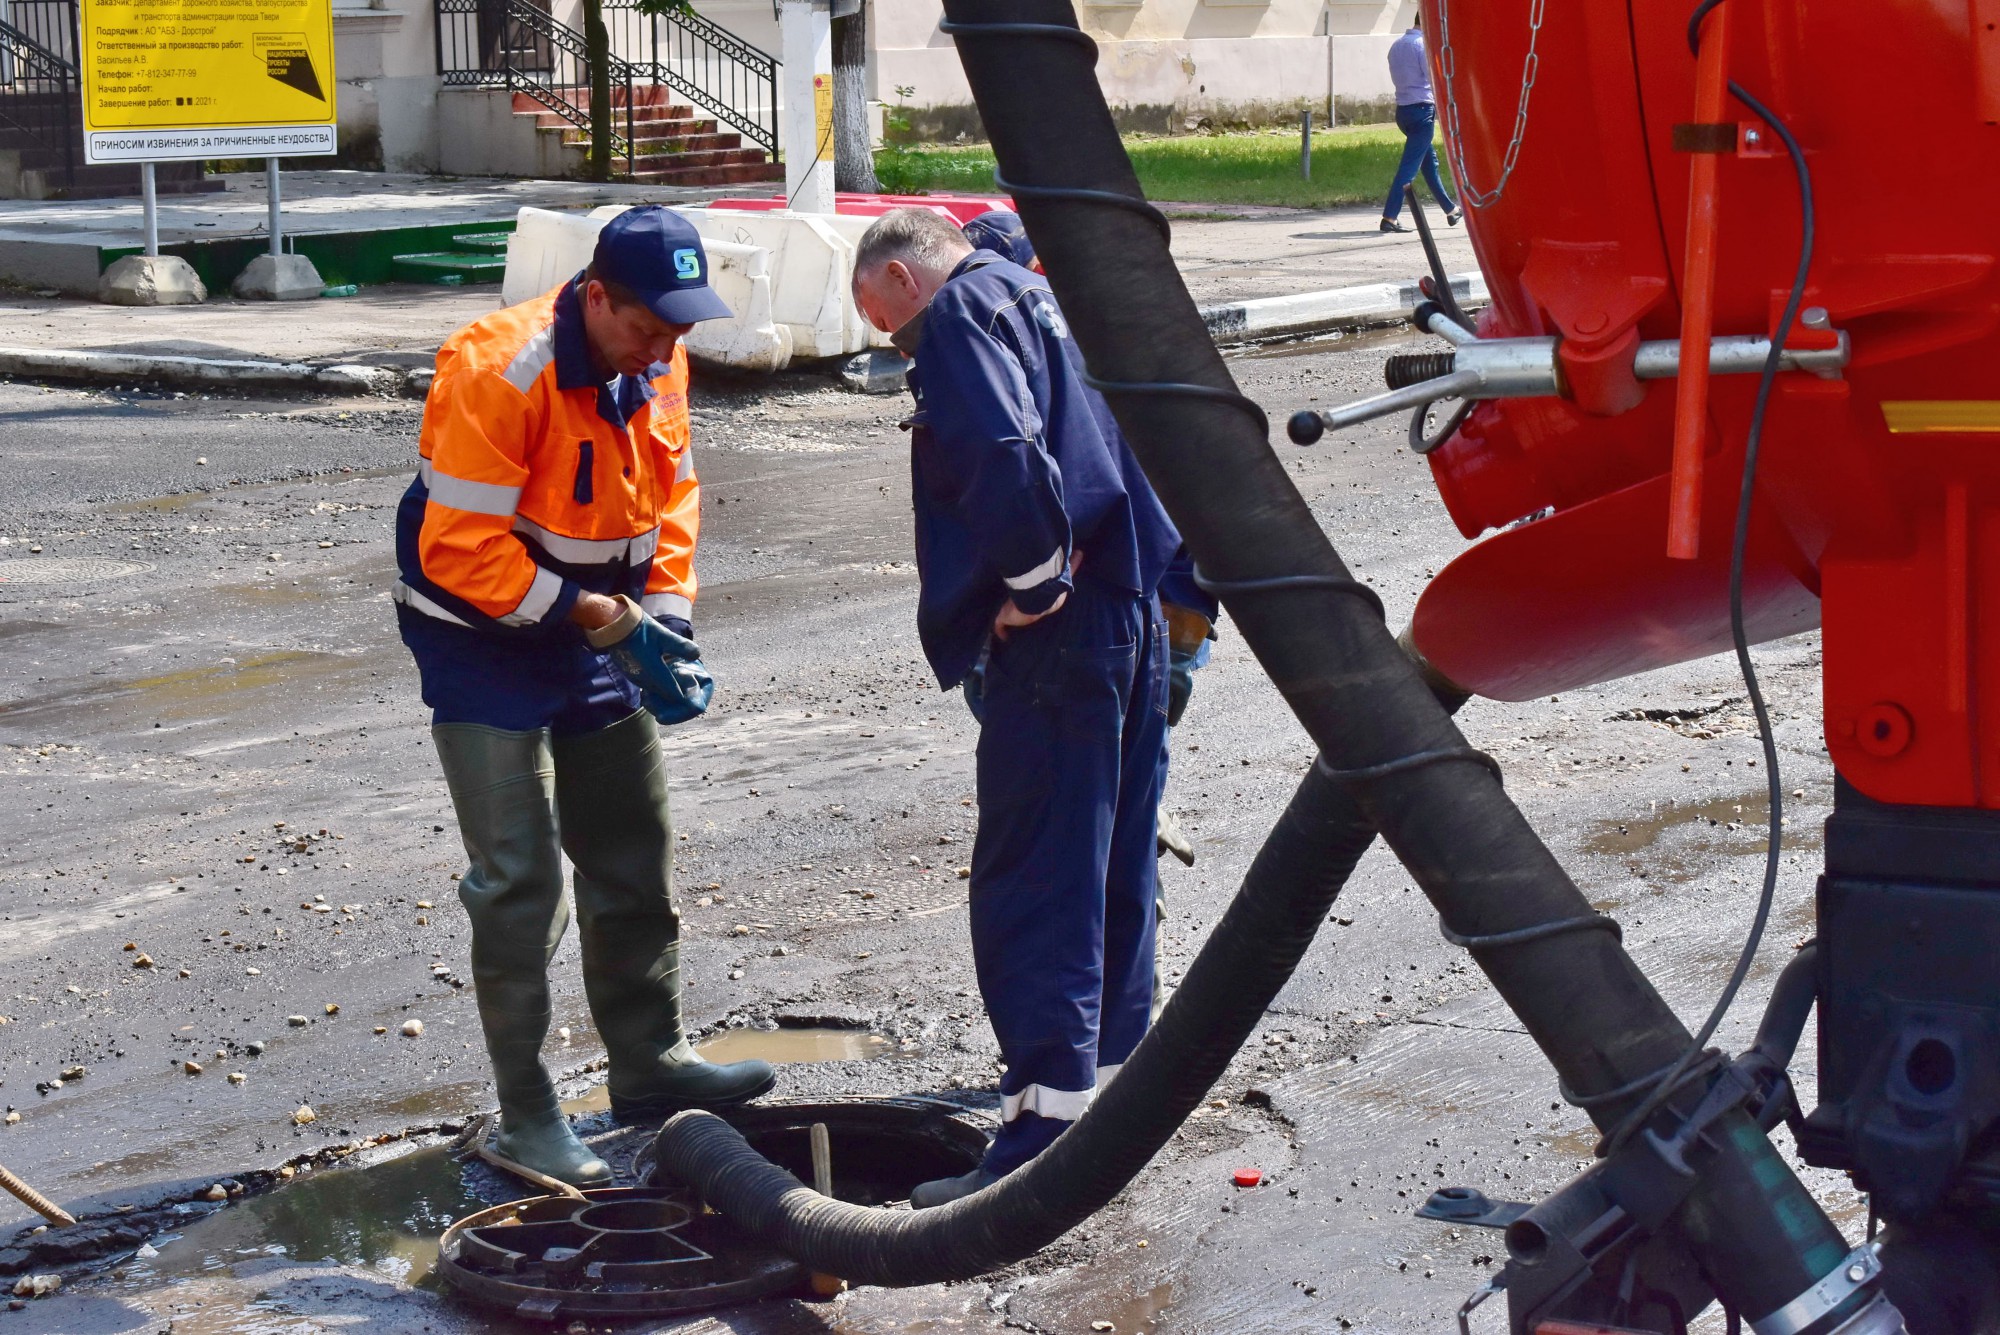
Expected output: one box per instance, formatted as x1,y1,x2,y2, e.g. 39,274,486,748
0,556,151,585
437,1185,804,1322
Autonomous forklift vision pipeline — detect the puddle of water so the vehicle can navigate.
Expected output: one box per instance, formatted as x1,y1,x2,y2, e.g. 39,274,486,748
0,649,365,727
113,1143,482,1294
1546,1125,1600,1162
1592,791,1784,855
107,491,213,515
698,1027,897,1064
93,1033,908,1313
1092,1280,1177,1335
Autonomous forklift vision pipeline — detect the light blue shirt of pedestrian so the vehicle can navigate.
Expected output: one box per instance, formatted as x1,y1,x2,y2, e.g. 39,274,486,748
1389,27,1433,106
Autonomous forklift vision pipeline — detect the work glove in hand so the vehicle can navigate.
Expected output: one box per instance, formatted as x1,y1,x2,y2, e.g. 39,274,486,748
585,595,715,726
961,644,992,725
1161,601,1214,728
1166,649,1197,727
962,661,986,725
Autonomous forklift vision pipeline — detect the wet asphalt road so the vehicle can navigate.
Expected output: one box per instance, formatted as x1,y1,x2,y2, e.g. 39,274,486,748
0,338,1858,1333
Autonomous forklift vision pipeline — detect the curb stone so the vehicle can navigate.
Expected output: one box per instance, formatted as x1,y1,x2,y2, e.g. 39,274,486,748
0,347,422,398
1200,271,1489,345
0,270,1488,401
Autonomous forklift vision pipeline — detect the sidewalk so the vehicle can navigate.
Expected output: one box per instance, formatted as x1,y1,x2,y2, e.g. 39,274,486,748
0,202,1478,394
0,169,751,295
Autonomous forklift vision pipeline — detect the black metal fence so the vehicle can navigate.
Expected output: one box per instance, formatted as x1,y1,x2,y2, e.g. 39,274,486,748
602,0,777,156
434,0,778,171
435,0,636,174
0,10,78,192
3,0,77,67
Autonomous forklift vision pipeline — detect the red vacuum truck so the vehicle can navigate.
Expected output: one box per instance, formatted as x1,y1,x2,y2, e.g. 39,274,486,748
650,3,2000,1331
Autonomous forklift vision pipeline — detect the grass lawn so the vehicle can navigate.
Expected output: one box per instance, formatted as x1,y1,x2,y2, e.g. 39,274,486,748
872,123,1455,210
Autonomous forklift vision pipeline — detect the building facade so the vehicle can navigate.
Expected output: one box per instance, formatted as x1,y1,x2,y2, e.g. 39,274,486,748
328,0,1416,175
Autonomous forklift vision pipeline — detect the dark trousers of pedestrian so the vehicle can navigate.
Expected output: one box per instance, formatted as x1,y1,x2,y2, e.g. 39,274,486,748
968,577,1170,1177
1383,101,1458,221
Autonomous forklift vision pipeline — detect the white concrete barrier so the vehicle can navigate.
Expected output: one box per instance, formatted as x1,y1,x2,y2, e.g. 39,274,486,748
501,207,601,307
569,204,893,365
504,207,789,373
659,205,890,358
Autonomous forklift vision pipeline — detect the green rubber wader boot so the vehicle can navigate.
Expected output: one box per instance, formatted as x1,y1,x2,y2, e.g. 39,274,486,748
434,723,612,1187
553,709,776,1124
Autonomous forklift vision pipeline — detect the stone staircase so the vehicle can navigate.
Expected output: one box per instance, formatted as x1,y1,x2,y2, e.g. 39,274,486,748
512,85,782,186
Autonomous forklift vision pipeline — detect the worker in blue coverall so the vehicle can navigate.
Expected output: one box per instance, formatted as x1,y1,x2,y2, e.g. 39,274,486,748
958,210,1215,873
852,206,1207,1207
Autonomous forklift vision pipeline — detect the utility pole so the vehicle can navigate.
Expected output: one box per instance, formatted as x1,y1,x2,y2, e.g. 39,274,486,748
778,0,836,212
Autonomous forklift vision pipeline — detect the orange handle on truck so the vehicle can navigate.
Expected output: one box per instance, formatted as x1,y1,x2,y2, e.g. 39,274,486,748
1666,2,1731,560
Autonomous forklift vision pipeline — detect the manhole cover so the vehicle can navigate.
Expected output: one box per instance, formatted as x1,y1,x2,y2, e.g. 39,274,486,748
437,1186,803,1322
0,556,151,585
442,1098,993,1323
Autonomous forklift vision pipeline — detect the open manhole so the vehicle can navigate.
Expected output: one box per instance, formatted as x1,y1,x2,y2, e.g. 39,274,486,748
0,556,151,585
441,1097,989,1322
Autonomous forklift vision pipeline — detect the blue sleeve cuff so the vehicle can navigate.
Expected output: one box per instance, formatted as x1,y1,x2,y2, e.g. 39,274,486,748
1009,572,1072,616
661,615,693,641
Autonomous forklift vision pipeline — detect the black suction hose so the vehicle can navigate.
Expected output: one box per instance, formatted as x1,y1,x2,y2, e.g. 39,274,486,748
662,758,1376,1285
660,0,1856,1317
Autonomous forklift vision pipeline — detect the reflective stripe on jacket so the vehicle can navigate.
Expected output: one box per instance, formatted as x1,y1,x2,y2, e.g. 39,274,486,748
393,276,699,636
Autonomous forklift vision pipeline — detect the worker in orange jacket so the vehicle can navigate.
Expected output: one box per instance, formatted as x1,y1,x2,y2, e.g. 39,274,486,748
394,207,773,1185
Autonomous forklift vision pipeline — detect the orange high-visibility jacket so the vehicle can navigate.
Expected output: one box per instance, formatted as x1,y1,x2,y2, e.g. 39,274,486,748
392,280,698,636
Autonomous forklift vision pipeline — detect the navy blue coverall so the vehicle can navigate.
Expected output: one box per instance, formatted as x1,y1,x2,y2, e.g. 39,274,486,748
906,251,1185,1176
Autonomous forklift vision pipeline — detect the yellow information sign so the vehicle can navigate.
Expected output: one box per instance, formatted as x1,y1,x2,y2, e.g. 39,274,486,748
812,71,833,162
80,0,337,163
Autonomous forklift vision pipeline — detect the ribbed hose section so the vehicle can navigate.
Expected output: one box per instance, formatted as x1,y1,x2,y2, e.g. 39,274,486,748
656,761,1377,1286
1384,351,1457,389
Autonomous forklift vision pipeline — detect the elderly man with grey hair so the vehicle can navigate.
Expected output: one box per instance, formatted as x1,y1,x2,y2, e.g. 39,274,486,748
851,206,1186,1206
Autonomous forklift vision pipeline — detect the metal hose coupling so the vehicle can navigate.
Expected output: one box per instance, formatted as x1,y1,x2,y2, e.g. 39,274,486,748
1752,1244,1904,1335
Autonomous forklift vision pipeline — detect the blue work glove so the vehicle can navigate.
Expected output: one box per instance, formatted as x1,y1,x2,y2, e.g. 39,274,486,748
1166,648,1197,727
1162,602,1214,728
585,596,715,725
963,658,987,724
961,643,992,724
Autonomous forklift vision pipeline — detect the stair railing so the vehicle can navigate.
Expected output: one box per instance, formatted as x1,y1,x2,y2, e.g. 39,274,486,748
436,0,637,176
0,12,78,194
602,0,778,158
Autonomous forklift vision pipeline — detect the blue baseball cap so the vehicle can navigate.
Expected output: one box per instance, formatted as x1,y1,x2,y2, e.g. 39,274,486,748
962,209,1037,269
591,206,733,324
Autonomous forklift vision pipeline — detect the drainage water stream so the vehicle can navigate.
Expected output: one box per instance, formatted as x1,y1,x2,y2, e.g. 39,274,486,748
88,1028,911,1309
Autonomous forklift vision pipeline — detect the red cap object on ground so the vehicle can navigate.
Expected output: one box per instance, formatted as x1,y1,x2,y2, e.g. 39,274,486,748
1232,1168,1262,1188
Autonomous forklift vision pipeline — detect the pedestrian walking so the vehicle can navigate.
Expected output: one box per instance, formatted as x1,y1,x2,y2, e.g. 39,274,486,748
393,206,775,1186
852,208,1198,1207
1381,17,1462,233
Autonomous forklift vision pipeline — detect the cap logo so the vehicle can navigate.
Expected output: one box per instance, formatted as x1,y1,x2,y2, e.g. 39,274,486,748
673,248,701,282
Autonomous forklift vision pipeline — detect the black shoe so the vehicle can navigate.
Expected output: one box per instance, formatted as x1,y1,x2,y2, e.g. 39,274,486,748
1380,218,1412,233
1445,209,1464,226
